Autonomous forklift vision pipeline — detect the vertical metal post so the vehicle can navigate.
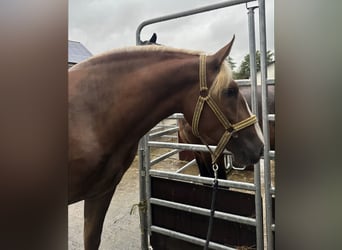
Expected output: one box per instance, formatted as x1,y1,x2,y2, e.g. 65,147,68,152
247,5,259,123
247,6,264,250
138,135,150,250
258,0,273,249
137,37,151,250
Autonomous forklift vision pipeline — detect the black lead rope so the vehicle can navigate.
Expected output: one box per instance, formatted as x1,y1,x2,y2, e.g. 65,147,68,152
204,172,219,250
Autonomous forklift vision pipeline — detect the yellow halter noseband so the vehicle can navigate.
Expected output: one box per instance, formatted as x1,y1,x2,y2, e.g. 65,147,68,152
191,54,257,164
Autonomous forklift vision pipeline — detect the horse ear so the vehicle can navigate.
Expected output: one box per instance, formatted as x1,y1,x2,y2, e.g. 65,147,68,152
149,33,157,43
208,35,235,68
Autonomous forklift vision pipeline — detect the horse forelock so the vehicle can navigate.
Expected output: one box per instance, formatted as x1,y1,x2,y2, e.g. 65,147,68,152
209,61,233,98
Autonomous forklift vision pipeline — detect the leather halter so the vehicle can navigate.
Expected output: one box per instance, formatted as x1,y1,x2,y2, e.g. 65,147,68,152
192,54,257,164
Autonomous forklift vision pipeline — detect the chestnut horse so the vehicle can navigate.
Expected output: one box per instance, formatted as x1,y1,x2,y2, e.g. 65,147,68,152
179,84,274,178
68,37,264,249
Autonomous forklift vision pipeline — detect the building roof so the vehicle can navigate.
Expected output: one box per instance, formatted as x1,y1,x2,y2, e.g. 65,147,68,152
68,40,92,64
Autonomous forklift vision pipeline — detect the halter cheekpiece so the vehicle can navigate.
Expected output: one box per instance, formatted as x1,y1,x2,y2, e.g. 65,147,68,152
191,54,258,165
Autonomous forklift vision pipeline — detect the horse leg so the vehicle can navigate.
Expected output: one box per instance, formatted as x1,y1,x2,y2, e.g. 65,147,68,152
195,153,212,178
83,189,115,250
216,156,227,179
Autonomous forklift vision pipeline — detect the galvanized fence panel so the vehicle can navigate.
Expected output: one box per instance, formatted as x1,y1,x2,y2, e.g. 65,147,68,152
136,0,275,249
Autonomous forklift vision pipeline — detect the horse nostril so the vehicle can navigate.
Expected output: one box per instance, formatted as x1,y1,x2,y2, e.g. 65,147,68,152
259,146,264,157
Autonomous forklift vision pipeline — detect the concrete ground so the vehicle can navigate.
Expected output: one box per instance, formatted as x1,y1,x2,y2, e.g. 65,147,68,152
68,156,141,250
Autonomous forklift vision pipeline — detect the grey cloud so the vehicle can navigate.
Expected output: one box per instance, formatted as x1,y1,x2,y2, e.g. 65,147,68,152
69,0,274,66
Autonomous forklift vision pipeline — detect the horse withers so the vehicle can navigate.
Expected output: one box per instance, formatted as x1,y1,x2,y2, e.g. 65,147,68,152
68,36,264,249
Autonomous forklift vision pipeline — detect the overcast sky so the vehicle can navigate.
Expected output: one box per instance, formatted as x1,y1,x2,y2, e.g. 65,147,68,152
69,0,274,67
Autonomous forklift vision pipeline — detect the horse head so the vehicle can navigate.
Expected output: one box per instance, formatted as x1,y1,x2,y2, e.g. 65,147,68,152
142,33,264,167
183,36,264,166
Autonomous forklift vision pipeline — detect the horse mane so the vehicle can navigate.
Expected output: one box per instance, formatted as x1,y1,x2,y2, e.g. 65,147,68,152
104,45,203,56
70,45,234,94
69,45,204,70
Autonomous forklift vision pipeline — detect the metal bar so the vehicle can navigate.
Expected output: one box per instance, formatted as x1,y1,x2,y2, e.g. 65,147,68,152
247,6,264,250
258,0,274,249
151,226,236,250
150,149,180,166
269,150,275,159
270,187,275,195
151,124,176,128
149,127,178,139
150,170,256,191
235,79,275,86
150,125,176,132
136,0,256,44
248,7,258,118
235,79,253,86
267,79,275,85
143,136,153,248
150,140,271,161
138,135,150,250
143,136,152,244
176,159,197,173
268,114,275,121
159,135,178,139
151,198,257,226
148,141,232,155
168,113,184,119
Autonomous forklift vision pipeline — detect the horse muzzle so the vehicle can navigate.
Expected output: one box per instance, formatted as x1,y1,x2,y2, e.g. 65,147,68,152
230,139,264,166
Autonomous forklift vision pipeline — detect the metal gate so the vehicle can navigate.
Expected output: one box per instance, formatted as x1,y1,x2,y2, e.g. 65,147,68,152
136,0,275,249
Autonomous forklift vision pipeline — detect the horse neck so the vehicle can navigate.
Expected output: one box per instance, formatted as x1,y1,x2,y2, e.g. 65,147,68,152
101,52,199,145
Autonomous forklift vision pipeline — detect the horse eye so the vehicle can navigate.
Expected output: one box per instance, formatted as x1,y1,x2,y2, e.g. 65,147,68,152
224,87,238,97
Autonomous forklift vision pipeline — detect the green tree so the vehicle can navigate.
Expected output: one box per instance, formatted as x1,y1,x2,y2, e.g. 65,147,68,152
235,50,274,79
226,56,236,71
